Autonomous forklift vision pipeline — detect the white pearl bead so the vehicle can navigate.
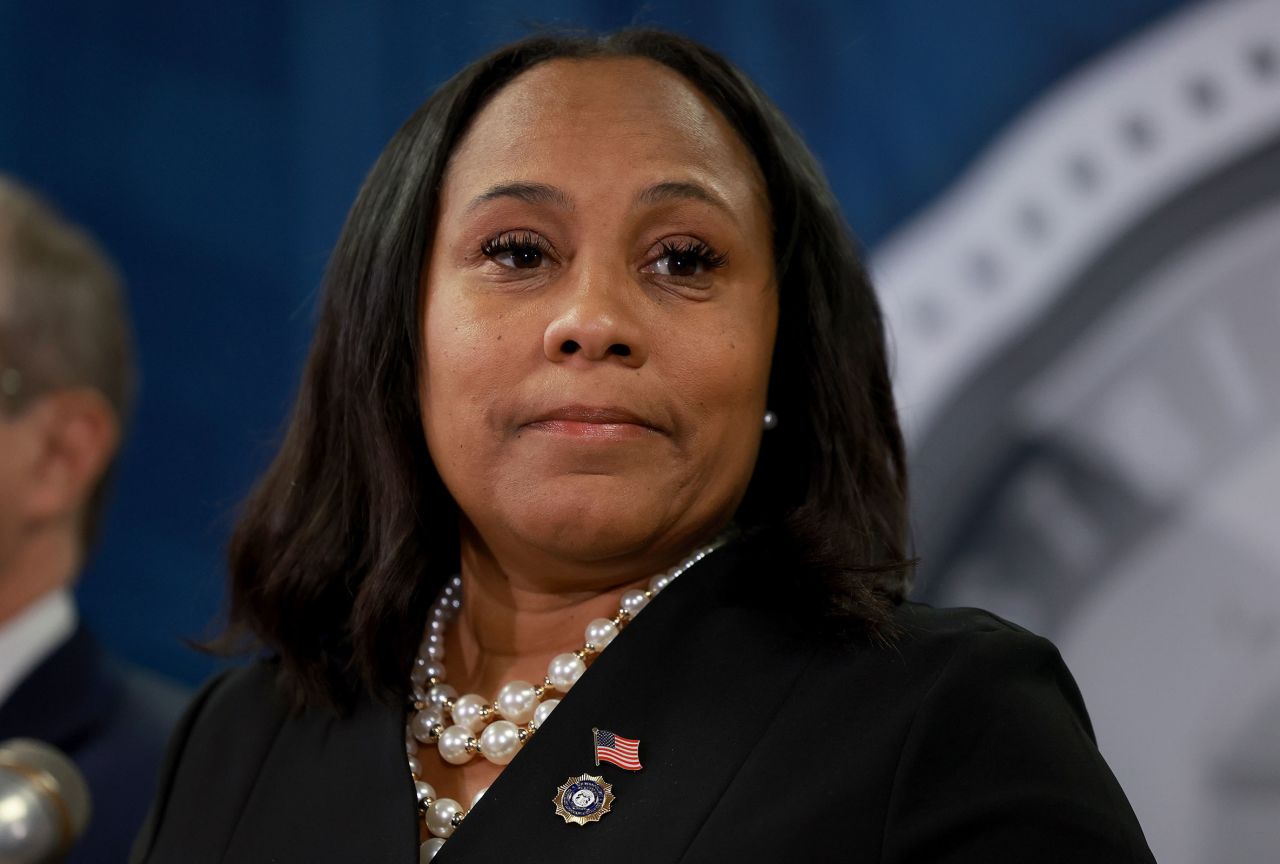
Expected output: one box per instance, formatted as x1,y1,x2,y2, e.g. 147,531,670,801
407,755,421,777
620,589,649,616
532,698,559,728
479,720,521,765
410,658,437,686
425,798,462,838
584,618,619,650
427,684,457,707
415,780,436,805
451,693,488,733
649,572,673,593
547,653,586,692
471,786,488,808
420,837,446,861
495,680,538,724
438,725,475,765
410,707,445,743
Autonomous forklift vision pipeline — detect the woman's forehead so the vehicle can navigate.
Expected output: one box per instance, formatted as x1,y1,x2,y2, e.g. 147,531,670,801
440,57,767,214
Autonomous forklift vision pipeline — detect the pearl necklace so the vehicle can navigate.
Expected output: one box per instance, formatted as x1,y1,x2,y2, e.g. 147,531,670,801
405,537,729,860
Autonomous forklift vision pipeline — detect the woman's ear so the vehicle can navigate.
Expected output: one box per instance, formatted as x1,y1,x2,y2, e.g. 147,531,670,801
22,388,120,526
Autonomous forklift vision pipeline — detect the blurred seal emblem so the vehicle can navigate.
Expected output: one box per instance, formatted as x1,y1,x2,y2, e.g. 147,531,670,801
553,773,615,826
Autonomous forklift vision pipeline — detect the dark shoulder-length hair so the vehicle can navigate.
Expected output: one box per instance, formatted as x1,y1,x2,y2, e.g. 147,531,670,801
226,28,911,707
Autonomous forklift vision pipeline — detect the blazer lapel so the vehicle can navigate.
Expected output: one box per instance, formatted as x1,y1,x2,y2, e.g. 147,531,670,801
218,681,418,863
440,533,816,863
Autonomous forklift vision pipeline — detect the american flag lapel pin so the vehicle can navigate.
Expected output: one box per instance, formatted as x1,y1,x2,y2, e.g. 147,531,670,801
592,727,643,771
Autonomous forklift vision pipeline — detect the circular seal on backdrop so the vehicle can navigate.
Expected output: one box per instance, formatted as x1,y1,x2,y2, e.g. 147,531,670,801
553,773,615,826
868,4,1280,861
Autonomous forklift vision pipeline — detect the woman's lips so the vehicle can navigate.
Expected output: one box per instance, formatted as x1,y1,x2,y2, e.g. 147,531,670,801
521,405,664,439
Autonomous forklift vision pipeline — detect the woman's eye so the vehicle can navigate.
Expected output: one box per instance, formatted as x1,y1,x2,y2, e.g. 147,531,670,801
653,249,705,277
646,241,728,279
481,233,551,270
495,245,543,269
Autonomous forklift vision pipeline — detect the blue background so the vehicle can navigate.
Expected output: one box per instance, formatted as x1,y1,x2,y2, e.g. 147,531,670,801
0,0,1188,685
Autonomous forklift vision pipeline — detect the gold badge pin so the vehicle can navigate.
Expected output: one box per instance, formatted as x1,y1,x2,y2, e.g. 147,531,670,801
553,773,615,826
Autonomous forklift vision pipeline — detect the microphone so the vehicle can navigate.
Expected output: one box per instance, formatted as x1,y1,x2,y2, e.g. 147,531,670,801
0,739,90,864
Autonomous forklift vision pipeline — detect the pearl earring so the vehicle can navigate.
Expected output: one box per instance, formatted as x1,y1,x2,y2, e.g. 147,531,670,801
763,410,778,430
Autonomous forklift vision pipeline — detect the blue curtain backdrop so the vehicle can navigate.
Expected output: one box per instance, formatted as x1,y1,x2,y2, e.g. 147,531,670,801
0,0,1187,685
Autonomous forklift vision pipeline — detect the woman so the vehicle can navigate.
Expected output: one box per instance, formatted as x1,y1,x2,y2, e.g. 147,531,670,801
132,29,1154,863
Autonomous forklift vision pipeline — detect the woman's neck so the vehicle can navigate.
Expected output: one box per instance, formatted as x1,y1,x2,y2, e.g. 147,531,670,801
443,530,658,698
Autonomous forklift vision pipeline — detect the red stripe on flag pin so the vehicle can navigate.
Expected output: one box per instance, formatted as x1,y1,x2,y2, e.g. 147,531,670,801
592,727,642,771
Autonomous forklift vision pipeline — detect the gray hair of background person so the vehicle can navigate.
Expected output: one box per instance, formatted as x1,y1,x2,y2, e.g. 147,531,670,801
0,175,136,548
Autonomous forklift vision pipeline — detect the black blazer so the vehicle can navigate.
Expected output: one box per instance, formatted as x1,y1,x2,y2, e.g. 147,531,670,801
132,536,1155,863
0,622,189,864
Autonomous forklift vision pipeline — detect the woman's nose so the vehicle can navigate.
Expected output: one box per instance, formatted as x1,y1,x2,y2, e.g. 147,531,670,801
542,268,647,367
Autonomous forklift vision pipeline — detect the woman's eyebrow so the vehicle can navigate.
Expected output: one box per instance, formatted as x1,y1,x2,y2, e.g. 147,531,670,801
466,181,574,212
635,181,732,215
465,180,734,217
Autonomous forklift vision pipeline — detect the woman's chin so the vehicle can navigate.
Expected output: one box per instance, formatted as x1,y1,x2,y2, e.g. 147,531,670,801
480,490,677,566
456,470,730,571
518,509,667,564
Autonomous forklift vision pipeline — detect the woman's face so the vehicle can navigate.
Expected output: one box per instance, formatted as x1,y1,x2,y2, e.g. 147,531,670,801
420,57,777,573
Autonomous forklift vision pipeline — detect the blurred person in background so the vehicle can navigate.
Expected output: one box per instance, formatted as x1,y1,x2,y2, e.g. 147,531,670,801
0,175,189,862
